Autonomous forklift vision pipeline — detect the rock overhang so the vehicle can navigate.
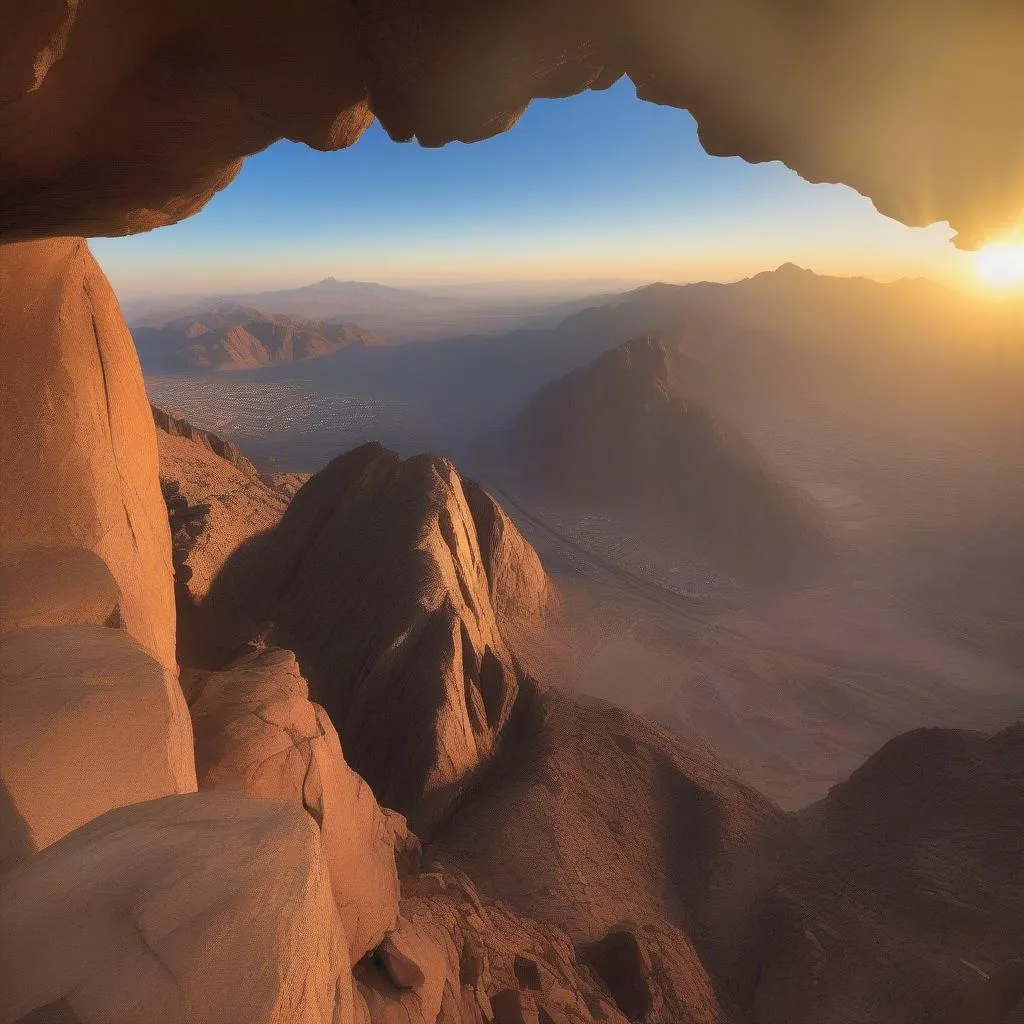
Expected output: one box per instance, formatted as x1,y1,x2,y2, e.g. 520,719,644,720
0,0,1021,247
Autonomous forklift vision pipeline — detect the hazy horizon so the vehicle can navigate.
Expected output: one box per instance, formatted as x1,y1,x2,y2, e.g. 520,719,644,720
89,79,988,300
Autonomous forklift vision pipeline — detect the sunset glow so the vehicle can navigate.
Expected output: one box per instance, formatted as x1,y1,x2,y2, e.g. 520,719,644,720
975,241,1024,288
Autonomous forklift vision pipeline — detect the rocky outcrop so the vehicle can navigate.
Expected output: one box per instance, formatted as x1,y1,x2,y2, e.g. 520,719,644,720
0,238,176,670
512,333,828,581
134,303,380,372
155,406,289,605
208,443,556,833
0,622,196,872
436,681,783,1023
382,866,632,1024
152,406,291,664
0,4,1021,246
0,792,352,1024
153,404,261,477
187,646,402,964
463,479,558,629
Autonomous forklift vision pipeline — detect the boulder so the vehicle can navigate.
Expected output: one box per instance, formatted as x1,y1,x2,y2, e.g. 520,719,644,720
0,624,196,872
356,918,447,1024
0,546,120,633
0,238,175,669
0,792,351,1024
187,646,400,963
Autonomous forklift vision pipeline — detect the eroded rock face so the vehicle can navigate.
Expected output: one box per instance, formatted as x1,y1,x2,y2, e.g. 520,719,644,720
391,866,631,1024
435,681,784,1024
153,406,292,665
0,792,351,1024
0,623,196,872
0,3,1021,246
463,480,559,630
154,406,290,606
208,444,555,833
0,238,176,670
187,646,401,964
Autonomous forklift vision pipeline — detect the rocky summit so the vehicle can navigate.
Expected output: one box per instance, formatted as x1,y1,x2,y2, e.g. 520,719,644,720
511,333,829,581
206,442,557,834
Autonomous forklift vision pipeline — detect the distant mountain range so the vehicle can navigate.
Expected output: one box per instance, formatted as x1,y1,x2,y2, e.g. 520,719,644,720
125,276,626,346
132,303,381,371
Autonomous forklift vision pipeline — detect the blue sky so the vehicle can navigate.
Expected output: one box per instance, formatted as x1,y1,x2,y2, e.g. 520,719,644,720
91,78,970,297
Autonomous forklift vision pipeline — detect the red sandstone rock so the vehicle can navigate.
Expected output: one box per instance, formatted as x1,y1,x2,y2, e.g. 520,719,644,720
0,624,196,872
0,239,176,669
0,546,120,634
187,646,401,965
0,792,351,1024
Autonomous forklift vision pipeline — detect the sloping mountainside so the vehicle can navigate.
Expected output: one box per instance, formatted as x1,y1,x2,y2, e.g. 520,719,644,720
511,333,829,582
152,406,306,665
133,302,380,371
435,690,1024,1023
435,684,785,1023
758,723,1024,1024
207,442,558,833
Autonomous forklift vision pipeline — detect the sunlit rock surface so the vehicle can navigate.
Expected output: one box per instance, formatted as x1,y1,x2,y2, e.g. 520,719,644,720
187,645,402,964
0,792,351,1024
0,623,196,872
0,238,176,670
0,547,121,635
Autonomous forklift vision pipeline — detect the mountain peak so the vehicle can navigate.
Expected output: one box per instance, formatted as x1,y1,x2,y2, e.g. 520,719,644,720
771,262,814,277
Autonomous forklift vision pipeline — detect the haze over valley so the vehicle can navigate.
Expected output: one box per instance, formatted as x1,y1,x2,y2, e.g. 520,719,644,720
137,263,1024,809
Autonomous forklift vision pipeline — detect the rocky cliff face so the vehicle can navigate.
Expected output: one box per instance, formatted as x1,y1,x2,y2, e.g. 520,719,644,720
0,238,176,670
154,406,290,603
134,303,380,371
207,443,557,833
152,405,301,666
512,333,829,581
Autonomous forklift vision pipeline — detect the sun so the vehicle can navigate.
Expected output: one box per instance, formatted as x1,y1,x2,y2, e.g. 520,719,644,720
975,242,1024,288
